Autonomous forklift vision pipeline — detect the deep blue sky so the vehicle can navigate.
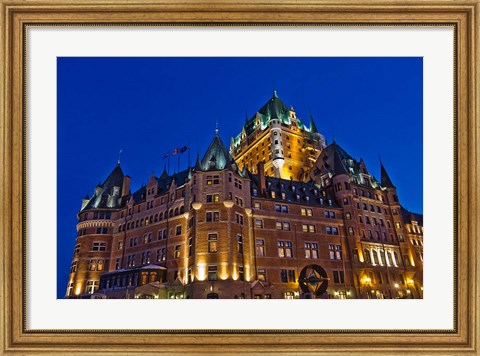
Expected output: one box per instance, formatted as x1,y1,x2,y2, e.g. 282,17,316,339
57,57,423,298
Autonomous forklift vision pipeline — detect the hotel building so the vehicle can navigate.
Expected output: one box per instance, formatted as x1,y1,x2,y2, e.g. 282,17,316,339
65,91,423,299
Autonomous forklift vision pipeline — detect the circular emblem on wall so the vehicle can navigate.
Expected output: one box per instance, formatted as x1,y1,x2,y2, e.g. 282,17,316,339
298,264,329,296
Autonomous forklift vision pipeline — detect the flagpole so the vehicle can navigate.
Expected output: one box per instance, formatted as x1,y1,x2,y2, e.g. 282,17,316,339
188,142,191,168
168,153,170,175
178,151,181,173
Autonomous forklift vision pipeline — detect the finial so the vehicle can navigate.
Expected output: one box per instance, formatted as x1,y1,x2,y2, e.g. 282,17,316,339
117,149,123,165
215,120,219,135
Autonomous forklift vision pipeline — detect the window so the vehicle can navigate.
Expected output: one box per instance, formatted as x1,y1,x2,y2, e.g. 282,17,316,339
325,211,335,219
258,269,266,281
280,269,295,283
305,242,319,259
326,227,339,235
278,241,293,258
208,233,218,253
206,211,220,222
174,245,181,259
74,244,80,254
156,248,166,262
143,233,152,244
256,239,265,256
127,254,135,267
206,176,213,185
66,282,73,296
301,208,313,216
234,178,242,189
329,244,342,260
254,202,261,209
85,280,99,294
89,259,104,271
347,226,354,236
235,213,244,225
176,225,182,235
342,197,349,205
70,261,78,273
404,255,410,266
208,266,218,281
364,249,371,263
333,271,345,284
255,219,264,229
141,252,151,265
276,221,283,230
395,222,401,229
276,205,288,213
115,258,120,270
92,242,107,251
283,222,291,231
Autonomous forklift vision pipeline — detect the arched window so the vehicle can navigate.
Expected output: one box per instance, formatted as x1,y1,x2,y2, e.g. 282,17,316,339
154,214,158,222
149,215,153,223
169,209,174,218
159,212,163,220
364,249,371,263
393,252,399,265
379,251,385,265
180,206,185,214
372,250,379,265
174,207,179,216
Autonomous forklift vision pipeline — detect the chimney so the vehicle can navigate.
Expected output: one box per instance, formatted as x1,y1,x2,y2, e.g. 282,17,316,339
257,162,266,197
122,175,131,197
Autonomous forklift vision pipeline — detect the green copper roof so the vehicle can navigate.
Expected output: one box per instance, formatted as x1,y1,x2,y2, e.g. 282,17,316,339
200,133,234,171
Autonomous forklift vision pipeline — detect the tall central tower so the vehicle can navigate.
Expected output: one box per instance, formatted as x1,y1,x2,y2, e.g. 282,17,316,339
230,90,326,180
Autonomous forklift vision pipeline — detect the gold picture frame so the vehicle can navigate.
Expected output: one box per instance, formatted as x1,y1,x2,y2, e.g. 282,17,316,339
1,0,478,354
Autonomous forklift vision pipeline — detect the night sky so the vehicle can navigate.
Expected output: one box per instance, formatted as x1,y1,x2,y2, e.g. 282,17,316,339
57,57,423,298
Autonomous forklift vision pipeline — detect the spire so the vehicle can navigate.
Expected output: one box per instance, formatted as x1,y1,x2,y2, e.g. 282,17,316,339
117,149,123,165
333,148,349,175
309,115,319,134
160,164,169,179
195,153,202,171
380,161,395,188
200,133,235,171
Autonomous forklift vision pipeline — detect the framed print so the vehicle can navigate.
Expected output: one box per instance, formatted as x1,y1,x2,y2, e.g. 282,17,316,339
1,0,479,354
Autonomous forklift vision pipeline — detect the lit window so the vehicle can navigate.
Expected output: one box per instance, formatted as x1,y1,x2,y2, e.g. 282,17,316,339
156,248,166,262
237,235,243,253
278,241,293,258
70,261,78,273
255,219,264,229
254,202,261,209
305,242,319,259
174,245,181,259
329,244,342,260
256,239,265,256
258,269,266,281
208,233,218,253
85,280,99,294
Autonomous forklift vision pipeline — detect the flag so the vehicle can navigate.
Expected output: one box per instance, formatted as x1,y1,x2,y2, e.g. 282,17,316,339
162,152,169,159
172,148,179,155
180,146,188,153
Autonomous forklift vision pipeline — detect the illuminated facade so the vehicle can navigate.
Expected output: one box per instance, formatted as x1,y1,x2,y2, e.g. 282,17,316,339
66,92,423,299
230,90,326,181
